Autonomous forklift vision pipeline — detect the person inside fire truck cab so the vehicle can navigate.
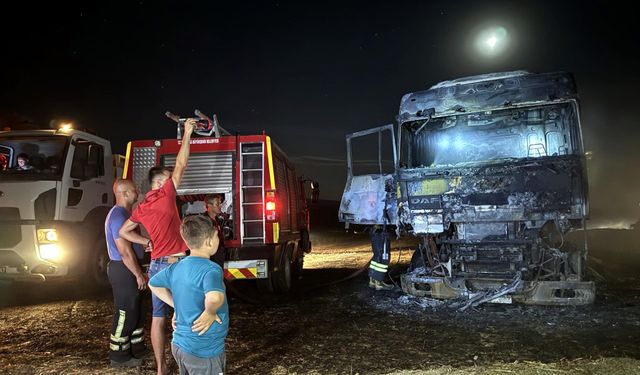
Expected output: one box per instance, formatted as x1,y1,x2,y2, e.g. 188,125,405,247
106,179,149,367
205,193,228,268
14,152,34,171
0,153,8,171
119,118,196,375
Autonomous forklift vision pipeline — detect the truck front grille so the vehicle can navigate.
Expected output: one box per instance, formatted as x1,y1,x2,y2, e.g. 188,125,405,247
0,208,21,248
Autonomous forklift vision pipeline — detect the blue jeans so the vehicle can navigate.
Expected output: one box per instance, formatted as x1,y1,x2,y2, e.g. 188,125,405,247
149,258,184,317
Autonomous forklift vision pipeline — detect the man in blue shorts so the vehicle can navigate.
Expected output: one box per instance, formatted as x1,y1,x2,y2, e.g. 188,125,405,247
149,215,229,374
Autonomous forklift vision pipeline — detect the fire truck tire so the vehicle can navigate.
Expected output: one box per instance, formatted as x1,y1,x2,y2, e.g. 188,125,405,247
300,230,311,252
292,250,304,280
90,236,110,287
273,244,293,294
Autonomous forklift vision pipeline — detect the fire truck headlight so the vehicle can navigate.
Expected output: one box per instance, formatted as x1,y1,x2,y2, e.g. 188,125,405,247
39,244,63,262
37,229,59,243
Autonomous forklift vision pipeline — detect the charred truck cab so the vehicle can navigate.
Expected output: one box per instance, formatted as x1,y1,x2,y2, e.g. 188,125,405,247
124,112,316,293
340,71,595,306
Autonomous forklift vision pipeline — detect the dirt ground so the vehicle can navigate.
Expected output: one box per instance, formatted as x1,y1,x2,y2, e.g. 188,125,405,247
1,229,640,374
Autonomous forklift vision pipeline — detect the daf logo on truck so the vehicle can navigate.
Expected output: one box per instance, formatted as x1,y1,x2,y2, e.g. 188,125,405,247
409,195,441,209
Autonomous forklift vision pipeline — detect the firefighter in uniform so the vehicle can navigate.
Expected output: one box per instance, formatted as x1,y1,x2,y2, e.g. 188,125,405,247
205,193,228,269
369,225,394,290
105,179,149,366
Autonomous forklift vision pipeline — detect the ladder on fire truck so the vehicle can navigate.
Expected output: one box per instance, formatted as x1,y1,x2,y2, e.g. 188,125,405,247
239,142,265,244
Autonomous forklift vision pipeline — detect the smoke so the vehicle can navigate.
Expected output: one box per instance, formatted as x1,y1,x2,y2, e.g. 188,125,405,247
580,94,640,229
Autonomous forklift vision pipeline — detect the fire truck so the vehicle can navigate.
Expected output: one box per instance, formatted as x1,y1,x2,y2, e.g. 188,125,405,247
0,124,123,284
123,111,317,293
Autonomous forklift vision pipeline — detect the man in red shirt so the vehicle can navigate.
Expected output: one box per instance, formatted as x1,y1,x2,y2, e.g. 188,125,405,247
119,119,195,375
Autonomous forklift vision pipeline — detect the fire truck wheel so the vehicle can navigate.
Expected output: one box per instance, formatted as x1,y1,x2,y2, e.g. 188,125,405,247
90,236,110,287
300,230,310,252
273,244,293,294
292,252,304,280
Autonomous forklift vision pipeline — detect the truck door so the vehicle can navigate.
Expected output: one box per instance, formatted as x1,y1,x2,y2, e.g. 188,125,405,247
339,124,397,225
58,136,112,222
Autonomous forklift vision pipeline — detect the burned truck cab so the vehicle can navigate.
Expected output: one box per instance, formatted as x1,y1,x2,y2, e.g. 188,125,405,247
340,71,595,305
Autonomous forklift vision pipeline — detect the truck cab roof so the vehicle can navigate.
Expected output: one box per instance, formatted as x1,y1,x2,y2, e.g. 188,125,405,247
398,71,578,123
1,129,91,138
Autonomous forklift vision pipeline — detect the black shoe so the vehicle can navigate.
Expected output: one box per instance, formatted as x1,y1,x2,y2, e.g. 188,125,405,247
110,357,143,367
132,346,151,359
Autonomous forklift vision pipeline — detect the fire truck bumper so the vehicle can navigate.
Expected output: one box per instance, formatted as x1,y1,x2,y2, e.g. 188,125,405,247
224,260,268,280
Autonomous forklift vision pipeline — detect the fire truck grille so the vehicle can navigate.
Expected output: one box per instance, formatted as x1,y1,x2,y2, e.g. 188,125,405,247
163,153,234,195
0,208,21,248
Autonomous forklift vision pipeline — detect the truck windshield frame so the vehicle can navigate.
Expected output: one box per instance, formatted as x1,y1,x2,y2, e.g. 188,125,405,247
399,102,580,169
0,135,70,181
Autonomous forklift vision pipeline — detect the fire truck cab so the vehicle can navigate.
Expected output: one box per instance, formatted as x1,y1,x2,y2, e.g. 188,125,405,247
124,114,316,293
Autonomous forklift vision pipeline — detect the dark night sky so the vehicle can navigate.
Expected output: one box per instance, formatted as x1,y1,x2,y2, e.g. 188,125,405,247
2,1,639,226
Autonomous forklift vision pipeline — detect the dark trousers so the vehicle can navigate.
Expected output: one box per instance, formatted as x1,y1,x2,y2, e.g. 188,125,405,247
107,260,146,362
369,230,391,281
211,244,226,269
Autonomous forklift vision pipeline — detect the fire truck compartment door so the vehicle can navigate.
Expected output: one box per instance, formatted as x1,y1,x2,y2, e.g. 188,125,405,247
339,124,397,225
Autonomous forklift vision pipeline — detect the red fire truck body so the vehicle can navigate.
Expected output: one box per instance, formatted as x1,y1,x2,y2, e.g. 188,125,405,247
123,133,312,292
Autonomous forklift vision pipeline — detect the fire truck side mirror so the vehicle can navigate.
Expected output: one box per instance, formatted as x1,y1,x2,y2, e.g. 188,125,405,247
310,181,320,204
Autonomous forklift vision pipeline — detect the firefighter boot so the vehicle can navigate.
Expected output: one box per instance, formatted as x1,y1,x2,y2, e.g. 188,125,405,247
369,277,394,291
368,277,377,289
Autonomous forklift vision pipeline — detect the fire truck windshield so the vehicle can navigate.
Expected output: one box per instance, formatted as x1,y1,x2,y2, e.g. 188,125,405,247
0,136,69,180
399,102,579,169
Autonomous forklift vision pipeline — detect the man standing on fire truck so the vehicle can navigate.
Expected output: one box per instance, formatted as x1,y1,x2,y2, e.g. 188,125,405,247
119,119,196,375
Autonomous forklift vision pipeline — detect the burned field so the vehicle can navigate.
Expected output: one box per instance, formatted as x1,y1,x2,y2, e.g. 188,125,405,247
1,228,640,374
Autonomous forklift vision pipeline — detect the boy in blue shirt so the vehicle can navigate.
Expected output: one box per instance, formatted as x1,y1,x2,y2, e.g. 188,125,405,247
149,215,228,374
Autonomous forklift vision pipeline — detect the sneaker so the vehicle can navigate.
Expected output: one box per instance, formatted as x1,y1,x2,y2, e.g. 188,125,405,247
110,357,143,367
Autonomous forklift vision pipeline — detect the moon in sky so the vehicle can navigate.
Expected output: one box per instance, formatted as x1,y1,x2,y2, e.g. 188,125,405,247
476,26,509,57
